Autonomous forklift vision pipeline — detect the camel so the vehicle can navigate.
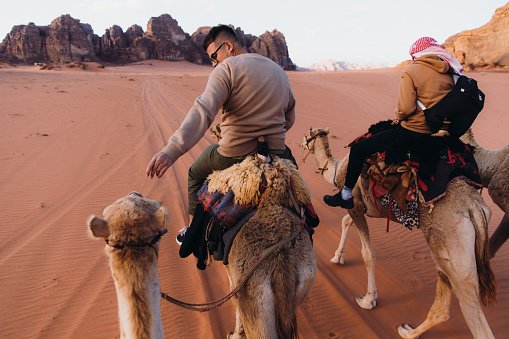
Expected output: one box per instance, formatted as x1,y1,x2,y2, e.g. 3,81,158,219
87,192,167,339
204,155,317,338
326,128,509,263
460,128,509,257
302,128,496,338
226,204,316,338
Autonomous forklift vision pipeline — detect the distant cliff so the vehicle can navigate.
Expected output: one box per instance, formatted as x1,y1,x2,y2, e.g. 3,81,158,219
444,3,509,70
0,14,296,70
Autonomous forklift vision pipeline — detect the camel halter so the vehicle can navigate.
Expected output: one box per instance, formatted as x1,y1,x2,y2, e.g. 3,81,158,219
303,129,339,185
302,129,328,163
160,220,306,312
105,229,168,250
304,129,329,148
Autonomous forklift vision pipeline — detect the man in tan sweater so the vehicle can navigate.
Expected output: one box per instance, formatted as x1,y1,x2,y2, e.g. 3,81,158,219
146,25,296,239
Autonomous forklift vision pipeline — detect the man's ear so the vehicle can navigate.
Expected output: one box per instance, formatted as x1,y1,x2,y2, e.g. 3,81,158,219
226,40,234,54
87,215,110,238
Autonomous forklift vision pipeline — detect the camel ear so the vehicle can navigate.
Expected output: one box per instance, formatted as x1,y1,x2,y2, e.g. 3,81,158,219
155,207,168,230
87,215,110,238
324,127,330,134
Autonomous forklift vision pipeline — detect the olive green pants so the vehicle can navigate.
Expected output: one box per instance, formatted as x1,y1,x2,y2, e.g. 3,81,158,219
187,144,296,215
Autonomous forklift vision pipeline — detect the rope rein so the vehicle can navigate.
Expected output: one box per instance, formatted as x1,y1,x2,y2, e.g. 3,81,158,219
160,221,305,312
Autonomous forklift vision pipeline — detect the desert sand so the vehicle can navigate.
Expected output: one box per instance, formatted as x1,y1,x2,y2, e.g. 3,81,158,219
1,60,508,338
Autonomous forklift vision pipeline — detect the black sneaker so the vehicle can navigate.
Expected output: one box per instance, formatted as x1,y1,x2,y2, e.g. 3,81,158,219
323,193,354,209
176,226,189,245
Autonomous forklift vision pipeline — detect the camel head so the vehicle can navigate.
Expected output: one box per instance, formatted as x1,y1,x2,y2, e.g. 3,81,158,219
87,192,168,250
302,127,330,154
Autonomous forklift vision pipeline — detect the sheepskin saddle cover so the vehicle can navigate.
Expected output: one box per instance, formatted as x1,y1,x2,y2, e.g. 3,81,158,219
206,155,312,208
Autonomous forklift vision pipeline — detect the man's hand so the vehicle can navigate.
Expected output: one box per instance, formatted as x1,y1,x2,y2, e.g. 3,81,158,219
146,150,174,178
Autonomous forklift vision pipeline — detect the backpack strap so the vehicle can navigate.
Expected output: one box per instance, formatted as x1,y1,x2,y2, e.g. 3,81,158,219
416,73,460,110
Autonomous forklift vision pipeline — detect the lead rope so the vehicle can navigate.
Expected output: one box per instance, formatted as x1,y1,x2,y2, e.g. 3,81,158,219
160,221,305,312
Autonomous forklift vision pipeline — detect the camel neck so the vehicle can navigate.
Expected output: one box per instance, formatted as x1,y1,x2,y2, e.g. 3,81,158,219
312,140,340,187
474,145,509,188
111,254,163,339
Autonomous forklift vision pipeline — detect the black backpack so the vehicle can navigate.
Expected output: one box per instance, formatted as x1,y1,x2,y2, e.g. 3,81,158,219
420,75,485,137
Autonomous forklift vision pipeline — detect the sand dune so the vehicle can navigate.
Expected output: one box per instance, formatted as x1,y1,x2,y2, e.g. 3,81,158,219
0,60,507,338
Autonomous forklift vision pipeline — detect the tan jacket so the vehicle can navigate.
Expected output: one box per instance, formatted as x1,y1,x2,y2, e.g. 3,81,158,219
397,55,454,134
163,53,295,161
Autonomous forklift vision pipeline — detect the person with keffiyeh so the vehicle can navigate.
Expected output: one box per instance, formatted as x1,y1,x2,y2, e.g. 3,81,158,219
324,37,464,209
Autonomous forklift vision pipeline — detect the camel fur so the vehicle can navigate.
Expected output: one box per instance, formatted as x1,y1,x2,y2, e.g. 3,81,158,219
461,128,509,258
88,192,167,339
303,128,496,338
206,156,316,338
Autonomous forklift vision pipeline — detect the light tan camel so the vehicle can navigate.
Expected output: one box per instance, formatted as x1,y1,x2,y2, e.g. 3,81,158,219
461,128,509,257
88,192,167,339
206,155,317,338
303,128,496,338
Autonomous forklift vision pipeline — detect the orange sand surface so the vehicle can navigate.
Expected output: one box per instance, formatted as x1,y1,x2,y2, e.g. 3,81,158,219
1,60,508,338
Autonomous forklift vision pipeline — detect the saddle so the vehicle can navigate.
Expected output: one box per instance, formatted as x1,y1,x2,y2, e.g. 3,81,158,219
356,120,483,230
363,154,416,212
179,154,319,270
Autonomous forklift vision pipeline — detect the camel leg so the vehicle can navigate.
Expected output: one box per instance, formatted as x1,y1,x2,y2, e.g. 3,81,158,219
350,212,377,309
397,274,452,338
237,277,277,339
447,259,494,338
331,214,352,264
227,307,246,339
295,247,317,306
489,214,509,258
226,270,246,339
417,216,494,338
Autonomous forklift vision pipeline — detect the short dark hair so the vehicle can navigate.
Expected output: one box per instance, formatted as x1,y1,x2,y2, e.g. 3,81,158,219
203,25,238,51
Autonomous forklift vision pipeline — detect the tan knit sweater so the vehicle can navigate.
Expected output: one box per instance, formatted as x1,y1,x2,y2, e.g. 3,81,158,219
162,53,295,162
397,55,454,134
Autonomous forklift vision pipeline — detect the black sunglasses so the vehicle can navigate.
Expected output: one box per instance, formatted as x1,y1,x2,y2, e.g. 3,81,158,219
210,41,227,66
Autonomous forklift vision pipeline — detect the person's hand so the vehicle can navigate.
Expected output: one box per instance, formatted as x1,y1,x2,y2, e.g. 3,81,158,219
146,150,174,178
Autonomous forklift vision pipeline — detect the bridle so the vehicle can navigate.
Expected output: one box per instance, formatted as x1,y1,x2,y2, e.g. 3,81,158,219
304,129,329,148
302,128,330,174
105,229,168,250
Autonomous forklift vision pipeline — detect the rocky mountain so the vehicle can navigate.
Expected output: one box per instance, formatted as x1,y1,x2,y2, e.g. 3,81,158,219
444,2,509,70
0,15,96,64
0,14,294,69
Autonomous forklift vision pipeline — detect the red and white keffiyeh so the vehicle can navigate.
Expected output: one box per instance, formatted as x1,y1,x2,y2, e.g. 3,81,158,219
409,37,463,75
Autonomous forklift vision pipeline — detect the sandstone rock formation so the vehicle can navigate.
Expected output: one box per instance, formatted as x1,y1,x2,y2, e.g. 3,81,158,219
0,14,294,69
0,15,97,64
444,2,509,70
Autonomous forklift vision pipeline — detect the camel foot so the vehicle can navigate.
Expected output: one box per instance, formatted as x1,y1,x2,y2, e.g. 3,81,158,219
397,323,419,338
330,256,345,265
355,295,376,309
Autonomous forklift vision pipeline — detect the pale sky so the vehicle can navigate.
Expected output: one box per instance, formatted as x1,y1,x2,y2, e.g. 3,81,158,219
1,0,507,67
